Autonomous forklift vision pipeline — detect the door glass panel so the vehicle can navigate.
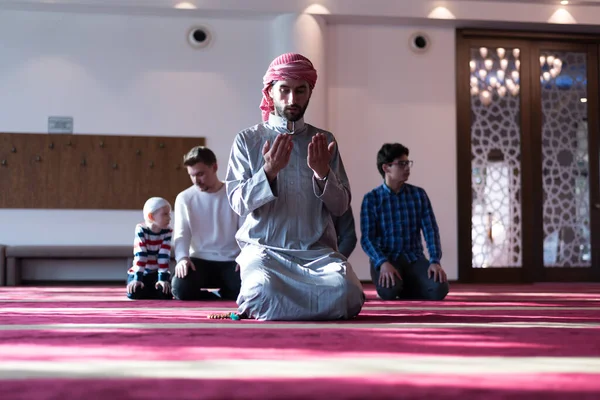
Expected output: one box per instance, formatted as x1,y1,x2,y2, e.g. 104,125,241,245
470,47,522,268
540,51,591,267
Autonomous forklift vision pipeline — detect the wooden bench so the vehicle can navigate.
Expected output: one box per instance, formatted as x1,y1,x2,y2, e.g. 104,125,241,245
5,245,133,286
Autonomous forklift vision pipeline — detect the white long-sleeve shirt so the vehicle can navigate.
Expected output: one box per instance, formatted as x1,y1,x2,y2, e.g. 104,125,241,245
173,183,241,262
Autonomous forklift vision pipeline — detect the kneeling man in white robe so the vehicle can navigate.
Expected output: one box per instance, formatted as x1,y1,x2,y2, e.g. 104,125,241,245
225,52,365,321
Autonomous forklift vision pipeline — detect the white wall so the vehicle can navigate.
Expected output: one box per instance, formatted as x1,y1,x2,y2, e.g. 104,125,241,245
0,11,270,238
0,9,272,280
328,24,457,280
2,9,450,282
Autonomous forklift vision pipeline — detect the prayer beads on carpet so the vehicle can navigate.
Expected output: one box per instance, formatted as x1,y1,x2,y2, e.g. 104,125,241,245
208,312,242,320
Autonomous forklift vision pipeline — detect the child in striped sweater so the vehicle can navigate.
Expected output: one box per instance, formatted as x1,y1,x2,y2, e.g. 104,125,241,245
126,197,173,300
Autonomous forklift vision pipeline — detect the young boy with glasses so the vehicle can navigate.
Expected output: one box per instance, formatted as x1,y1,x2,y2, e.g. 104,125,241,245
360,143,449,301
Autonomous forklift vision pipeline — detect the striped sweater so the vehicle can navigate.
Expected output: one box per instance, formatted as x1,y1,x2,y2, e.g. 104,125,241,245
127,223,172,282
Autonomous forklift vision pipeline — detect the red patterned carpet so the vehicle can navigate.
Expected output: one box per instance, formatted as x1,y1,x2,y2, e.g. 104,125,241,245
1,283,599,400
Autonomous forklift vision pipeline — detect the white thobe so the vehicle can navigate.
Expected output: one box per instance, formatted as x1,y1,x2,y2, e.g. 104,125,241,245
225,114,365,320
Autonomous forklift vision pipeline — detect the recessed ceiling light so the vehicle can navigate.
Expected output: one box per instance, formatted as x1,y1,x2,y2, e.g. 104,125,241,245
175,2,196,9
580,98,588,103
560,1,569,5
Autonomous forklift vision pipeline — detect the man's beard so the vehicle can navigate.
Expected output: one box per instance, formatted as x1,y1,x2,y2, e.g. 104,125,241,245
196,182,209,191
275,101,309,122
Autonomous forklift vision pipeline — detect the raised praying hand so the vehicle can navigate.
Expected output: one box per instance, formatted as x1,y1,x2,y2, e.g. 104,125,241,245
263,133,293,182
307,132,335,180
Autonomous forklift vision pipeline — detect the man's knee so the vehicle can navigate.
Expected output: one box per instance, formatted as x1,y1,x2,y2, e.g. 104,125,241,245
376,281,404,301
219,285,241,300
424,281,449,301
241,273,272,298
171,276,196,300
237,271,278,319
434,281,450,300
346,282,365,318
221,272,241,300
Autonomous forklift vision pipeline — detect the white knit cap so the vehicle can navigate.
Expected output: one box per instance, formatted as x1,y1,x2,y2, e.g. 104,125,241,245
143,197,171,222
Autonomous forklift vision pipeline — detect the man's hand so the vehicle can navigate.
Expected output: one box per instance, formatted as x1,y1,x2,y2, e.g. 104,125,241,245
263,134,293,182
127,280,144,294
379,261,402,288
428,263,447,283
307,133,335,179
175,258,195,279
155,281,171,294
235,264,240,272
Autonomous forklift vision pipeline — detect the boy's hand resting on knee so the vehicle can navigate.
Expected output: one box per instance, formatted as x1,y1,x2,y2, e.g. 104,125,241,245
127,280,144,294
155,281,171,294
379,262,402,288
428,263,447,283
175,258,195,278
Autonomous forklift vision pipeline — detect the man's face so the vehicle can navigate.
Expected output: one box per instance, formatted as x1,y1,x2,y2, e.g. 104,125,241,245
384,155,412,183
270,79,311,122
187,162,219,192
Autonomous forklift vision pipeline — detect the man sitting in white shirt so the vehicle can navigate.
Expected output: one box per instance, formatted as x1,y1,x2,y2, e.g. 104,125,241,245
171,146,242,300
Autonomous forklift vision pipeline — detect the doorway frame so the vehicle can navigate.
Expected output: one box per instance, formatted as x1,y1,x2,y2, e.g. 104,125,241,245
456,29,600,283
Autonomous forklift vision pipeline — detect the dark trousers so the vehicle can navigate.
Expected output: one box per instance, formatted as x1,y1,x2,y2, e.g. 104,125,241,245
171,258,241,301
370,256,449,301
126,272,172,300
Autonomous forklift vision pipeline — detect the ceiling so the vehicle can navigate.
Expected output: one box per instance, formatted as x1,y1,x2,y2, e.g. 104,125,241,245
1,0,600,29
2,0,600,10
465,0,600,4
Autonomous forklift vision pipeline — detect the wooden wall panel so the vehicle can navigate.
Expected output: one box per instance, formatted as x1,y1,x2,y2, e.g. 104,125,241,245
0,133,205,210
0,134,61,208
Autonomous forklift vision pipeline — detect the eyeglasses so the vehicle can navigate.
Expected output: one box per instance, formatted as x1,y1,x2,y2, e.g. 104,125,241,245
389,160,414,169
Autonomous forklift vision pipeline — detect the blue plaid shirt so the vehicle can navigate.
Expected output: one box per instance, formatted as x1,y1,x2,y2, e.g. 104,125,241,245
360,183,441,269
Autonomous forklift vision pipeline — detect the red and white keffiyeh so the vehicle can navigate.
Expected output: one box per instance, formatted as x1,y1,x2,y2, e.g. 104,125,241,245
260,53,318,121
